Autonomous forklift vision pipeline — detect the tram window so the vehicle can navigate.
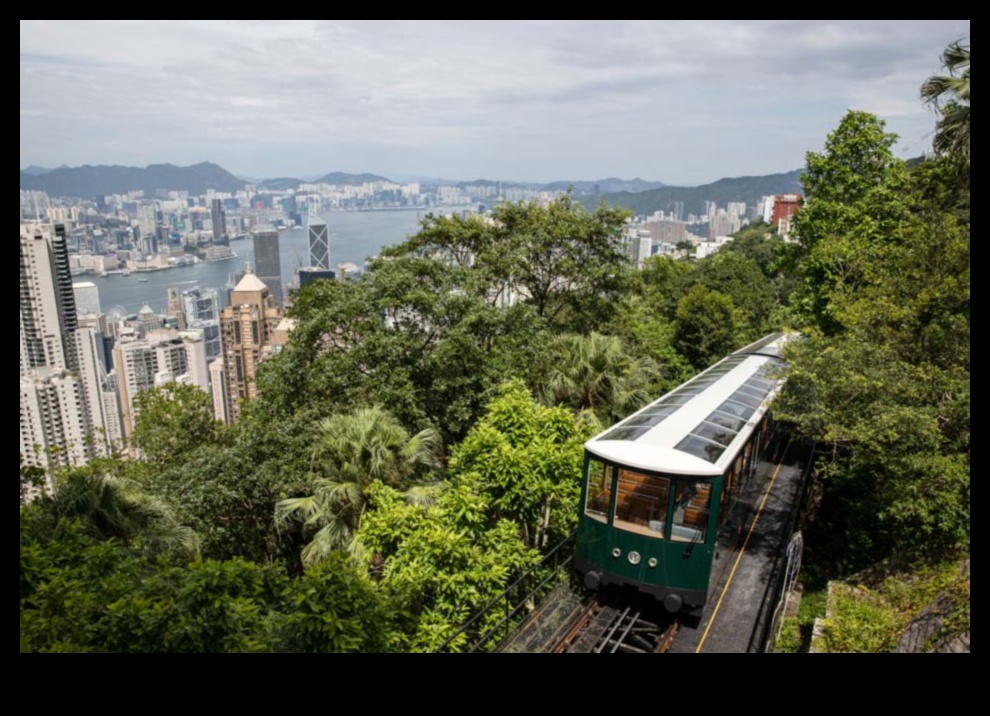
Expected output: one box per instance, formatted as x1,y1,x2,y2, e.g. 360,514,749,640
672,481,710,543
585,459,612,523
614,469,669,537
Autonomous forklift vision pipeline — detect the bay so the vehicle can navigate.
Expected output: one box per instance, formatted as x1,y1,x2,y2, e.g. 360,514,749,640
95,209,463,314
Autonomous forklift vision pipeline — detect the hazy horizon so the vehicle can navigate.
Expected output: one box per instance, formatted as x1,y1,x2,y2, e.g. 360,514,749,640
21,20,969,185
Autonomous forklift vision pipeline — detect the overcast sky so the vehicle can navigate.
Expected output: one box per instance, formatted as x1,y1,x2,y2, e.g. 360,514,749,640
20,20,970,185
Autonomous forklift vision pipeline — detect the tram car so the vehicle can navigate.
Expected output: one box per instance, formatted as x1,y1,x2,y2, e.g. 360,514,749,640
575,333,791,613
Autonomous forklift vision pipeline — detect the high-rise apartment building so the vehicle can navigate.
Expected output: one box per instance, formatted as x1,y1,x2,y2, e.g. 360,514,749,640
216,268,283,422
137,203,157,238
20,224,122,468
252,227,283,307
182,287,222,360
209,357,228,424
166,286,186,330
308,213,330,270
113,328,209,438
73,281,101,317
20,223,79,373
211,198,228,246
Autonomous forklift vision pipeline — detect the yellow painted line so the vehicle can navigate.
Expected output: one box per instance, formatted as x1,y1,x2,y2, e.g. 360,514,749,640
694,439,791,653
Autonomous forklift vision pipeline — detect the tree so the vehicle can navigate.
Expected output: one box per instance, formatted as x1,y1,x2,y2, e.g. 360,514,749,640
275,407,440,567
776,106,970,565
792,110,909,333
20,455,46,505
131,383,220,471
921,41,970,164
387,193,631,333
256,256,554,444
27,463,199,558
673,285,739,370
673,251,776,340
543,332,654,423
452,379,592,549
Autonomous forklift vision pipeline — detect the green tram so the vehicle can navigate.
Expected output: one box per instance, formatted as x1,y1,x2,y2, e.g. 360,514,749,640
575,333,790,613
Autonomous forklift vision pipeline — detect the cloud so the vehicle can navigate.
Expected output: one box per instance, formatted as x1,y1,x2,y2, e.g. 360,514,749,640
20,20,969,183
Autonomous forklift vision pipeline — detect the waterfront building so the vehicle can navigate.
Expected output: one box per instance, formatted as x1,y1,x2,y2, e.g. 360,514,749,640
73,281,102,317
211,198,228,246
252,226,283,307
308,213,330,270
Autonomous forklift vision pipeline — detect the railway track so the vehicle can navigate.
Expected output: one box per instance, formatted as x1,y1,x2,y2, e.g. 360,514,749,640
546,595,679,653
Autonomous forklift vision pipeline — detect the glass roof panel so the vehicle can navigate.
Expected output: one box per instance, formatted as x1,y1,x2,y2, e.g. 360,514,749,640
705,411,747,433
691,422,737,447
623,413,675,428
718,399,756,420
599,426,651,441
675,435,726,463
729,391,763,409
734,386,768,401
639,405,680,417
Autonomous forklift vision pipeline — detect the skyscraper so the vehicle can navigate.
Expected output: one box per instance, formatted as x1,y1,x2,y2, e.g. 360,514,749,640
211,198,228,246
166,286,186,330
20,223,78,373
20,224,122,468
73,281,102,317
216,268,283,423
251,226,283,307
181,287,222,360
308,213,330,270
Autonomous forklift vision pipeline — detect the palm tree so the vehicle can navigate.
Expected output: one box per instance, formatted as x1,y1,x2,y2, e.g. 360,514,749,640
275,407,440,567
34,470,199,557
543,332,654,422
921,41,970,163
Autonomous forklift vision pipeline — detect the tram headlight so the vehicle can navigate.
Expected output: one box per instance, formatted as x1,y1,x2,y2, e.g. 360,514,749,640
628,551,641,565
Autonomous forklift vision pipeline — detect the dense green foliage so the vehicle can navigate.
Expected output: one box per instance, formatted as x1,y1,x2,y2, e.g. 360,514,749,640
20,45,969,652
778,109,970,568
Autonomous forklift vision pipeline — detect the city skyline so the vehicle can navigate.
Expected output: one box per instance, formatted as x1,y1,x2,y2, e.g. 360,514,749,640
20,20,969,185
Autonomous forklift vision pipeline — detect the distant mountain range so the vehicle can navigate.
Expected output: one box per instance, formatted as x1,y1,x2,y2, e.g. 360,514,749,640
21,164,69,176
257,172,392,190
583,169,804,216
19,161,802,211
19,162,246,197
541,177,666,194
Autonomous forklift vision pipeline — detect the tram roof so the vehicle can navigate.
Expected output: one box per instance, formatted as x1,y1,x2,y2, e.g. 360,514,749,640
584,333,791,477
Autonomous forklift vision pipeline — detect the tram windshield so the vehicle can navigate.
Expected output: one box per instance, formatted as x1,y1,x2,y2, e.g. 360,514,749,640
614,468,670,537
585,459,612,523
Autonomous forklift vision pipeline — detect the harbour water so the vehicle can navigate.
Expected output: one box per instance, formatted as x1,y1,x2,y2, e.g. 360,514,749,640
95,209,459,314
